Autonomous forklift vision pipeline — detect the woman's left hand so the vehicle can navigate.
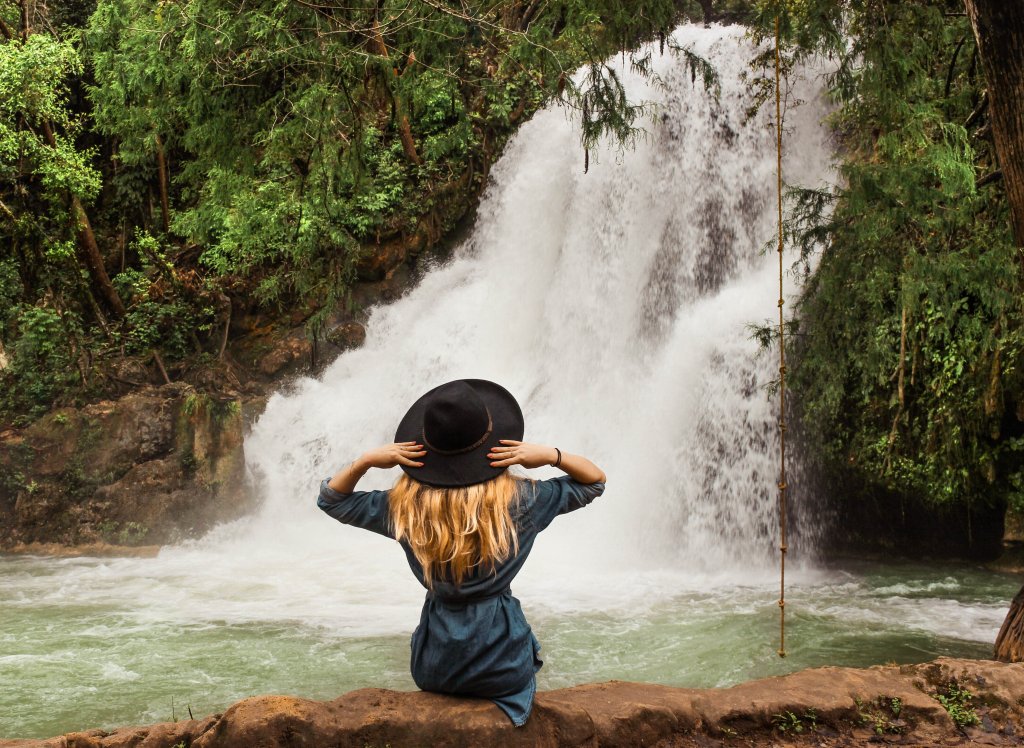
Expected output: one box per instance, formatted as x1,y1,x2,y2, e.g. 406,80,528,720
487,440,557,469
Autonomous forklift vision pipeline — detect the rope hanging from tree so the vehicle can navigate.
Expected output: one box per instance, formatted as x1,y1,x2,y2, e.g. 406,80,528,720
774,11,788,660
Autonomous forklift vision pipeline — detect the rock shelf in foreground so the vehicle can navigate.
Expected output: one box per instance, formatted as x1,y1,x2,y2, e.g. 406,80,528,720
3,658,1023,747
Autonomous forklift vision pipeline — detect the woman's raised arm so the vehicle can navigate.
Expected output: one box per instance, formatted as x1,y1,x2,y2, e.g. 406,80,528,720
327,442,426,493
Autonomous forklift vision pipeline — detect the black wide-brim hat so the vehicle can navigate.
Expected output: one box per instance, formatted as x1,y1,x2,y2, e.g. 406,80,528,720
395,379,524,488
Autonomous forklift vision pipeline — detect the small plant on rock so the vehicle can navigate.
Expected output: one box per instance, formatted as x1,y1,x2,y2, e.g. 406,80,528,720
772,711,804,734
856,695,905,735
935,680,980,729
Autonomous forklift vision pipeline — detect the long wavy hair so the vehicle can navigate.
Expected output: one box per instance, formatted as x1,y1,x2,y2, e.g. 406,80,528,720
389,471,521,588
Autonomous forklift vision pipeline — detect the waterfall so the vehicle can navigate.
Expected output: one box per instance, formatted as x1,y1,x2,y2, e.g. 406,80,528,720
7,24,836,636
234,24,835,614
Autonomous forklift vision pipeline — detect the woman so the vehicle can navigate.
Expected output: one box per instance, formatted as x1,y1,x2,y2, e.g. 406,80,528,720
317,379,606,726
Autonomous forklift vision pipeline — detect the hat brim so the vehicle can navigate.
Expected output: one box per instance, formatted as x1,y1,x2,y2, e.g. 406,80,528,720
394,379,524,487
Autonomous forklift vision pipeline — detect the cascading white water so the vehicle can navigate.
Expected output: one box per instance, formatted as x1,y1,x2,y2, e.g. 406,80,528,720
18,23,834,639
230,22,836,612
12,21,841,637
6,27,1018,741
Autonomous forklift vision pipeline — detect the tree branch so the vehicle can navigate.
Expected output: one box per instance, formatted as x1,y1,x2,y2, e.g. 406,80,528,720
977,169,1003,187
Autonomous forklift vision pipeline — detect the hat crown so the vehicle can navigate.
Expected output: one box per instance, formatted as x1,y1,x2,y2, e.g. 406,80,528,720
422,381,491,453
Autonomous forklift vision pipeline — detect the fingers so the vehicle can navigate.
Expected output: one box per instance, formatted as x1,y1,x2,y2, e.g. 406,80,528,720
394,443,425,468
488,442,521,467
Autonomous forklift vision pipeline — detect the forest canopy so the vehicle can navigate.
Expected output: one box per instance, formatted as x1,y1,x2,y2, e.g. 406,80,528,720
750,0,1024,524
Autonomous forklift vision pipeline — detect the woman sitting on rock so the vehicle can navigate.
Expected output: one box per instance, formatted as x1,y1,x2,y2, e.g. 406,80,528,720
317,379,606,727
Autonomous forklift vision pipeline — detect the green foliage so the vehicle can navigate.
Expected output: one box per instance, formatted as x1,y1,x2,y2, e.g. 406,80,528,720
84,0,685,312
757,0,1024,514
771,708,819,734
0,305,81,420
0,0,706,422
113,231,210,358
935,681,980,729
0,34,99,199
855,695,905,735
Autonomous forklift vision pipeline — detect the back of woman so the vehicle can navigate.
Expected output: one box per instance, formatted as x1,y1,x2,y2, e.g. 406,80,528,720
317,379,606,726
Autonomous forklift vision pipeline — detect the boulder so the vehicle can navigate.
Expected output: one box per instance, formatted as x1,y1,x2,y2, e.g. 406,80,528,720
257,338,312,378
325,321,367,352
2,658,1021,748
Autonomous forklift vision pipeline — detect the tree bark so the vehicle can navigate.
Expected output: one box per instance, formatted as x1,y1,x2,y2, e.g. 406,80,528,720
39,122,126,318
965,0,1024,663
995,584,1024,662
72,195,126,318
369,9,421,165
963,0,1024,247
155,133,171,234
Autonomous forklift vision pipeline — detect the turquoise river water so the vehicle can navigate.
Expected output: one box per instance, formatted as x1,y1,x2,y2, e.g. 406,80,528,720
0,556,1016,738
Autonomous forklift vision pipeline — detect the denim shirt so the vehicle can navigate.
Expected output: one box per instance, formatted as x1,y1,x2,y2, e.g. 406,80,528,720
317,475,605,726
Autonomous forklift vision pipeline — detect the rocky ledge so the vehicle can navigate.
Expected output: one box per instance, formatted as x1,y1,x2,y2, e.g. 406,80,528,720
3,658,1022,747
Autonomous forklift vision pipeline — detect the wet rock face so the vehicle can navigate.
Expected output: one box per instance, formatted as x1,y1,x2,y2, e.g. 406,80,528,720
4,658,1022,748
0,383,251,549
257,337,313,378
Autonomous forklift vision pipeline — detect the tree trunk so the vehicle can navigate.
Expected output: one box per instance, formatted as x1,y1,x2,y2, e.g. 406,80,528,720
39,122,126,318
965,0,1024,663
155,133,171,234
72,195,126,318
963,0,1024,247
368,9,421,165
995,584,1024,662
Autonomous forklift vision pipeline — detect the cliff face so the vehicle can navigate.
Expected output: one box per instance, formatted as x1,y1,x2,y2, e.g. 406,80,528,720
0,384,248,549
2,658,1022,747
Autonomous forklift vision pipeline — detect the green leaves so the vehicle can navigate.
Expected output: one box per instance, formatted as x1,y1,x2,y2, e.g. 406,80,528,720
0,34,100,201
778,0,1023,513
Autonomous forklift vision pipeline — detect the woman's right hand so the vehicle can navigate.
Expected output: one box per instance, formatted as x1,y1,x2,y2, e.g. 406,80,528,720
360,442,426,469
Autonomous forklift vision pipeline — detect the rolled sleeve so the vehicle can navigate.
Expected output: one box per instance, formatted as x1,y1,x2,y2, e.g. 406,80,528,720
525,476,605,533
317,479,394,539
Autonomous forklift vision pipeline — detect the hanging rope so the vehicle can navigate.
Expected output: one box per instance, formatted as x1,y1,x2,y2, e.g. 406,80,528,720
774,11,788,659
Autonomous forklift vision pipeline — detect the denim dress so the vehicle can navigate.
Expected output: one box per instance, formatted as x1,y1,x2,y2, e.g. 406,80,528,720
317,475,605,726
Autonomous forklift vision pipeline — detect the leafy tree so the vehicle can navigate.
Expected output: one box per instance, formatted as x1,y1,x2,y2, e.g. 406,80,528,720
83,0,686,318
0,23,124,319
746,0,1022,547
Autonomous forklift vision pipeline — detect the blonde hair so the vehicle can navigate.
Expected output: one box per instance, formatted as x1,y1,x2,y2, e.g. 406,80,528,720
389,471,521,588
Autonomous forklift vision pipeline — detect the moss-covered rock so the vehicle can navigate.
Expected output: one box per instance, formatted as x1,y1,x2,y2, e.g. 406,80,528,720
0,383,251,548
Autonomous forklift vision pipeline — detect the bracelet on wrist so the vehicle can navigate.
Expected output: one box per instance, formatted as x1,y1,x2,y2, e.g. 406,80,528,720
553,447,562,468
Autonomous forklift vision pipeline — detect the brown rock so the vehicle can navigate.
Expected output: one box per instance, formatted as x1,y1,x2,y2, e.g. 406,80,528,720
20,389,179,482
4,541,161,557
356,236,410,281
4,658,1023,748
0,385,250,548
325,321,367,351
258,338,312,377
